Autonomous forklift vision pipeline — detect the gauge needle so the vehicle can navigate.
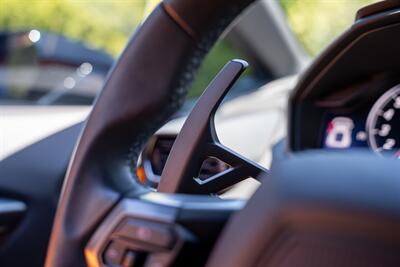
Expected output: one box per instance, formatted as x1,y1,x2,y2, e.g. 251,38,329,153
394,150,400,158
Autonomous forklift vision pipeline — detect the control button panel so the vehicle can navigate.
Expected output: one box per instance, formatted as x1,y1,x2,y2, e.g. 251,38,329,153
104,241,125,265
100,219,183,267
115,219,176,250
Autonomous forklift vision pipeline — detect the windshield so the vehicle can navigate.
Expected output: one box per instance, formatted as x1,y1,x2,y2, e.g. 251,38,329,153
0,0,377,106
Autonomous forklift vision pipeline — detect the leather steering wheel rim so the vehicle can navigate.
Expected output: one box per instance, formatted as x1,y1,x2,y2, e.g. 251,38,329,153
44,1,400,267
44,1,255,266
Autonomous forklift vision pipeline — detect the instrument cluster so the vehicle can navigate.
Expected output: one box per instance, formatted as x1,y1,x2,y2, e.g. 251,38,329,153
321,81,400,158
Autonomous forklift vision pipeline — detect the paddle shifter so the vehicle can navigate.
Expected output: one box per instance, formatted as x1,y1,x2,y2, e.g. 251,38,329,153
158,59,269,194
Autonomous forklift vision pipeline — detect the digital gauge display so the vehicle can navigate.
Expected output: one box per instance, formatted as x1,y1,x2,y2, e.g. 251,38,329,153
367,84,400,157
325,117,354,148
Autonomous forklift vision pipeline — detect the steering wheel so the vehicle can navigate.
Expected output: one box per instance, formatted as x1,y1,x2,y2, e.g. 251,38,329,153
45,1,400,267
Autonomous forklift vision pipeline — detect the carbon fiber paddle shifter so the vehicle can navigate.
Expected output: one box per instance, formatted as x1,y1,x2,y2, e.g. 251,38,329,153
158,59,269,194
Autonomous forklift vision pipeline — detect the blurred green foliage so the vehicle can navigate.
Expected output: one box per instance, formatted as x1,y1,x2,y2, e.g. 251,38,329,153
280,0,375,56
0,0,377,98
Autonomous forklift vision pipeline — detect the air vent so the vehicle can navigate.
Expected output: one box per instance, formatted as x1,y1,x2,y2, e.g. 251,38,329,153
198,157,231,180
137,135,176,187
150,136,176,176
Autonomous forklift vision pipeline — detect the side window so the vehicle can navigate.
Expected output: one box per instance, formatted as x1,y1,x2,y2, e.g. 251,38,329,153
0,1,144,105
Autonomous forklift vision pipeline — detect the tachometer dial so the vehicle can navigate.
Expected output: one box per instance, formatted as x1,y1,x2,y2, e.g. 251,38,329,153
367,84,400,157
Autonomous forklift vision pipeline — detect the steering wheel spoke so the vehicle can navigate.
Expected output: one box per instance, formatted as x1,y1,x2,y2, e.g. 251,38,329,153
85,193,243,267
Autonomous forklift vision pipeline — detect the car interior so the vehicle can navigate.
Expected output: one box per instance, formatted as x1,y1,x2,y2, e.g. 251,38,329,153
2,0,400,267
